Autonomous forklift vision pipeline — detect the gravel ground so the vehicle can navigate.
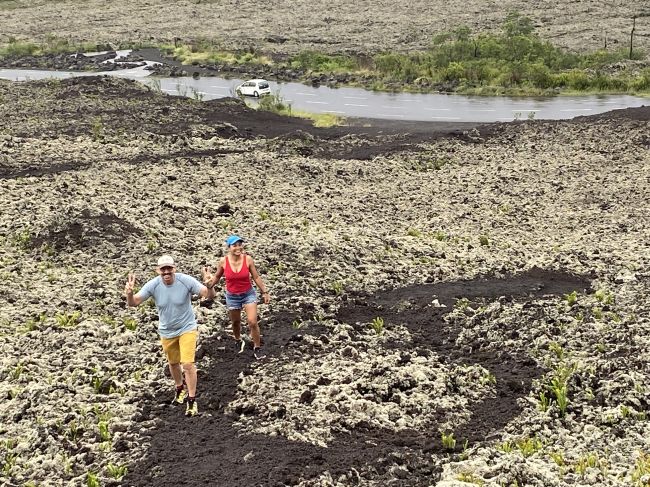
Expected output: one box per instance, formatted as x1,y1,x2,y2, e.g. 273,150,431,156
1,0,649,57
0,74,649,486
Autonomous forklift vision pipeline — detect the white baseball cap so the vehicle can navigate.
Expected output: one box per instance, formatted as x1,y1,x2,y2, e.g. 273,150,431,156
157,255,176,267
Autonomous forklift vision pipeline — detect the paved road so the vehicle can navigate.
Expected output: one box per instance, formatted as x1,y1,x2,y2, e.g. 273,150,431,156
1,59,647,123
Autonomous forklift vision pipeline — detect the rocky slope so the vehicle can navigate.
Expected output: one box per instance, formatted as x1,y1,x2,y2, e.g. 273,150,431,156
0,76,649,486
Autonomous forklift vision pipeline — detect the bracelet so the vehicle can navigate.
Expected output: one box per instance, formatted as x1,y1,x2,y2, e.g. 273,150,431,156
262,291,269,295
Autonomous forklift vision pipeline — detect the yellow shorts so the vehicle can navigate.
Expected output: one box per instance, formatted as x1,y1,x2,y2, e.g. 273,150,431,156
160,330,198,364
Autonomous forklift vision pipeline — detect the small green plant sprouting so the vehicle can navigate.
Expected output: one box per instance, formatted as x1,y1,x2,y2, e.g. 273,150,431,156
538,391,550,412
632,452,650,485
516,436,543,457
291,319,304,329
100,314,116,327
10,362,24,381
66,420,83,441
454,297,470,310
551,375,569,416
433,230,448,241
55,311,81,327
87,472,100,487
123,317,137,331
479,235,489,246
441,431,456,451
592,307,604,320
91,376,103,394
107,463,128,480
609,312,622,322
594,288,614,305
146,239,159,253
432,157,451,170
331,281,344,296
2,439,18,476
497,203,512,214
549,450,565,466
98,420,111,442
498,440,514,453
548,341,565,360
574,452,601,478
370,316,384,335
25,311,47,331
547,362,576,416
258,209,270,220
480,370,496,386
564,290,578,306
13,229,32,250
456,471,484,485
91,117,103,141
460,439,470,460
407,228,422,237
620,405,632,418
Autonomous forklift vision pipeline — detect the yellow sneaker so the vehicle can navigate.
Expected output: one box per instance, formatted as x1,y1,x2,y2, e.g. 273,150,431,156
185,400,198,417
173,387,188,405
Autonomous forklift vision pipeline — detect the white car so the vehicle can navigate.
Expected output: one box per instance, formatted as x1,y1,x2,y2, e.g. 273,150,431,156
235,79,272,97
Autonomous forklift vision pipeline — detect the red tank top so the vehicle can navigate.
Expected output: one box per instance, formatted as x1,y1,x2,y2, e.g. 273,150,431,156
224,256,253,294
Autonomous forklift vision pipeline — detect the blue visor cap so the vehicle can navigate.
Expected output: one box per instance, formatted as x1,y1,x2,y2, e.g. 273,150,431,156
226,235,244,247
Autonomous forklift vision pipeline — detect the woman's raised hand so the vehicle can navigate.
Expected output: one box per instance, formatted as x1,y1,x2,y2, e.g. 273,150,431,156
202,266,214,286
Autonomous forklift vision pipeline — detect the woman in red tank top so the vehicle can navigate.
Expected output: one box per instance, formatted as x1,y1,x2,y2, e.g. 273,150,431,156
207,235,270,360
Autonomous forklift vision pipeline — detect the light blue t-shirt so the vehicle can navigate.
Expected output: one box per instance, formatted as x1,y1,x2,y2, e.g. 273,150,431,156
136,273,204,338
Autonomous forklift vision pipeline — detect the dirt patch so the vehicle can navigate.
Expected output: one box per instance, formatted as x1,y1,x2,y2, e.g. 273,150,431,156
0,161,91,179
31,208,142,251
123,268,590,487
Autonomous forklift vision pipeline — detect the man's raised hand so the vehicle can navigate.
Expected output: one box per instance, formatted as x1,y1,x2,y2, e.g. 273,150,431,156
124,272,136,295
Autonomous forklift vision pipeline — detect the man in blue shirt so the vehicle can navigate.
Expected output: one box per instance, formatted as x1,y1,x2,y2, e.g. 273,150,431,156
125,255,215,417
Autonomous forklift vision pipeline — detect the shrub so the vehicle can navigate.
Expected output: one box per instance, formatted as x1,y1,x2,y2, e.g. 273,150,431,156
290,50,357,72
630,68,650,92
2,40,39,56
258,92,291,115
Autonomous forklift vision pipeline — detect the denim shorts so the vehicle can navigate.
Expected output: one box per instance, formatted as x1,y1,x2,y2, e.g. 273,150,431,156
225,288,258,310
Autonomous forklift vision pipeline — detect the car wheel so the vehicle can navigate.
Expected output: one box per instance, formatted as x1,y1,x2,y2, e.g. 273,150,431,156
253,91,259,97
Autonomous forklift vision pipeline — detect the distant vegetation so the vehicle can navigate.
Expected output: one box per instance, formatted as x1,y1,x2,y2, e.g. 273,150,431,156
0,34,103,57
1,12,648,96
158,12,650,96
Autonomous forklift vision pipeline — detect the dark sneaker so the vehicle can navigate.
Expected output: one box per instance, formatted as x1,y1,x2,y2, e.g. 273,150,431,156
235,339,245,354
185,400,198,417
253,347,266,360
